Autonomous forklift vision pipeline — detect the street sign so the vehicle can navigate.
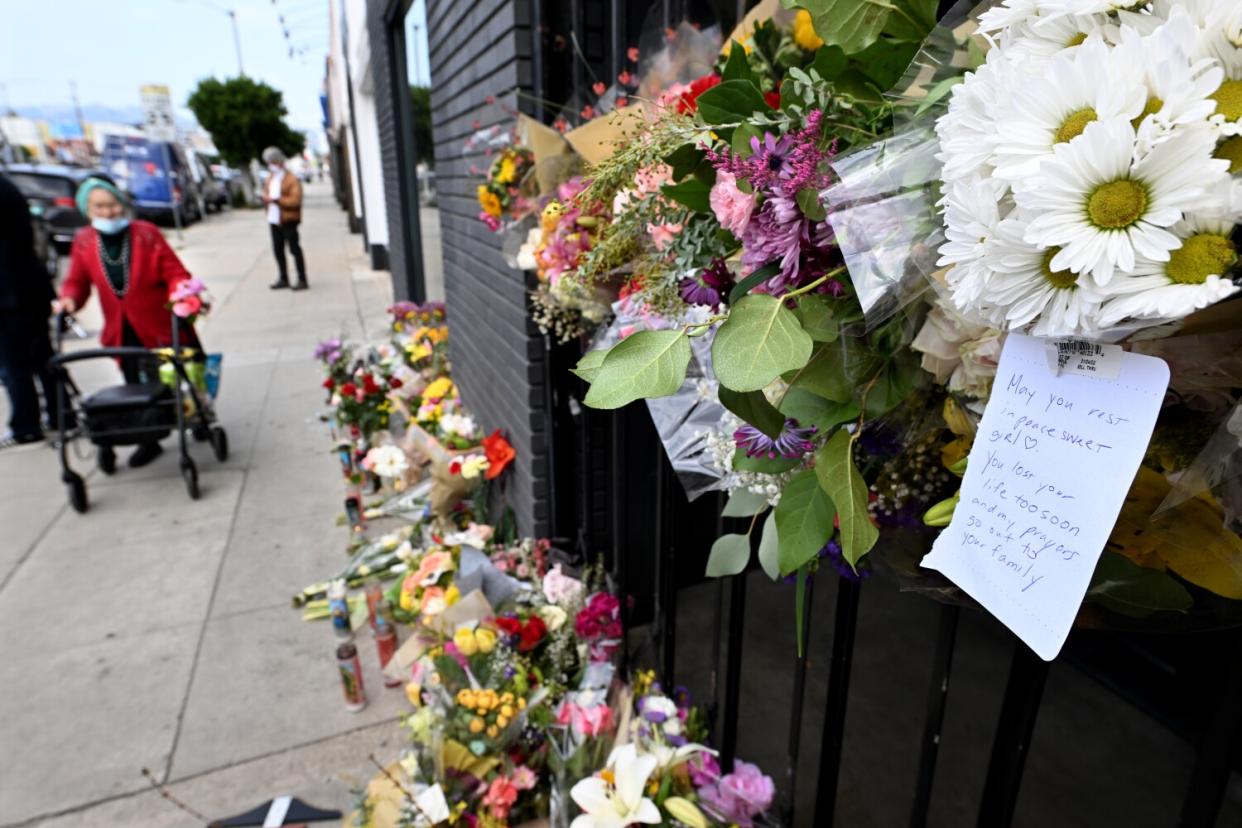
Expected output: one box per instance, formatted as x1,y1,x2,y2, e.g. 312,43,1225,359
140,84,176,142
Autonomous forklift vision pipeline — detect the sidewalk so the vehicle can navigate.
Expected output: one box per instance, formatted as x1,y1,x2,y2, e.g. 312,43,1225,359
0,184,408,827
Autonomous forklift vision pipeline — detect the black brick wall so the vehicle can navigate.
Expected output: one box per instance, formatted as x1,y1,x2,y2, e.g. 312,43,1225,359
369,2,413,299
417,0,549,537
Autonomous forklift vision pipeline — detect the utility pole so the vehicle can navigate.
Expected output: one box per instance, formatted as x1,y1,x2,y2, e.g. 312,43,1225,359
70,81,87,141
228,9,245,75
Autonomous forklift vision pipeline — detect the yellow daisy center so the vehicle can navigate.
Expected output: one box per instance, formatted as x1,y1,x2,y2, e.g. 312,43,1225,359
1210,79,1242,122
1087,179,1148,230
1215,136,1242,174
1041,248,1078,289
1055,108,1097,144
1165,233,1237,285
1066,32,1088,47
1131,96,1164,129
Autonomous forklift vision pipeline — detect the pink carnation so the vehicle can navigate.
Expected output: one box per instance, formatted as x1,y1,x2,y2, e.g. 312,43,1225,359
172,295,203,319
699,760,775,828
709,171,755,238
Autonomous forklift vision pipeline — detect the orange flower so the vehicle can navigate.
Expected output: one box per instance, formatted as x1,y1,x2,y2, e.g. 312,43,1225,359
482,430,515,480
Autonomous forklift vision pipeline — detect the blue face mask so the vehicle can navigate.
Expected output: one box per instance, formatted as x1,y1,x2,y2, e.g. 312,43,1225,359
91,217,130,235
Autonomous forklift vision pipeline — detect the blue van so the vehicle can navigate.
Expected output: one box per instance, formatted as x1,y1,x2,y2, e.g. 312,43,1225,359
100,135,204,225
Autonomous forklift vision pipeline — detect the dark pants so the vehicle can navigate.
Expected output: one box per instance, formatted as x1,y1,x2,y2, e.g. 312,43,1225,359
0,311,58,438
270,221,307,285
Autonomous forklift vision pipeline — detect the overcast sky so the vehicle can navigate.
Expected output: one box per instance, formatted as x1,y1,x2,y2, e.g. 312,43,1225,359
3,0,432,137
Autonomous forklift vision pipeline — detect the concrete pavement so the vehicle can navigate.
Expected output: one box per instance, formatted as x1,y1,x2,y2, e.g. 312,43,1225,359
0,184,415,826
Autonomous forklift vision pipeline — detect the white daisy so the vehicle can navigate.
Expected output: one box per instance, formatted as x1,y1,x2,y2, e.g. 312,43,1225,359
1035,0,1149,25
968,214,1107,335
992,38,1146,182
1006,14,1112,64
1097,214,1239,325
978,0,1043,35
938,177,1009,305
937,52,1016,184
1017,118,1230,285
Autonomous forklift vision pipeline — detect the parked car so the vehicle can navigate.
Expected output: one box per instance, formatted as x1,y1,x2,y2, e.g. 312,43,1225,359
190,152,229,213
100,135,203,226
4,163,119,253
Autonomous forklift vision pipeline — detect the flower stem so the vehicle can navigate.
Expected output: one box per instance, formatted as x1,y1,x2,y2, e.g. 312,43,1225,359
782,265,847,302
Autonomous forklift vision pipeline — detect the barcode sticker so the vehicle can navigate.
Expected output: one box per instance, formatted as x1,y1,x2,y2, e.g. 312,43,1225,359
1045,339,1123,379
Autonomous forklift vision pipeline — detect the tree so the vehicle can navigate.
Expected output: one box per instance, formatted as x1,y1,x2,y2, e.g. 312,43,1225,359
409,85,434,168
187,76,305,168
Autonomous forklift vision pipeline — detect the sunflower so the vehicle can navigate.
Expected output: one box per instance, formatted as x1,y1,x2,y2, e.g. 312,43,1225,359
495,154,518,185
477,184,503,218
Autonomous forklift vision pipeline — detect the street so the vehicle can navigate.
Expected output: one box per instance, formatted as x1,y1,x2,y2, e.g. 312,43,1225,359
0,183,414,827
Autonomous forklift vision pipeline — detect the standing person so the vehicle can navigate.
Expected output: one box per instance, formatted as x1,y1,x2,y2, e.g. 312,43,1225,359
57,177,202,467
0,172,58,448
262,146,308,291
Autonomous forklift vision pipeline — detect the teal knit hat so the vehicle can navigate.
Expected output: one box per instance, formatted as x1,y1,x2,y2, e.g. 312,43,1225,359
75,177,126,215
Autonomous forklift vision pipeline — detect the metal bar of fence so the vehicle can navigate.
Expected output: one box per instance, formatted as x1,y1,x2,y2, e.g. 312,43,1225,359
783,575,815,825
910,602,962,828
612,411,630,679
657,454,676,687
975,641,1051,828
720,569,748,772
1178,632,1242,827
813,576,863,827
708,495,726,727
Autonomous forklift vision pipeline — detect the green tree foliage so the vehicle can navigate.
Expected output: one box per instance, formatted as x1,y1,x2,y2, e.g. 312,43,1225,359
186,76,304,168
409,85,434,167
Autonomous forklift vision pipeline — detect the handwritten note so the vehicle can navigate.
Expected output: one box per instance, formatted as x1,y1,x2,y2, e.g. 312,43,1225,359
922,334,1169,660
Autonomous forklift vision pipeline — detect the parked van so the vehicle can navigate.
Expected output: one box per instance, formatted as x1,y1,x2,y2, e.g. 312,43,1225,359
100,135,204,225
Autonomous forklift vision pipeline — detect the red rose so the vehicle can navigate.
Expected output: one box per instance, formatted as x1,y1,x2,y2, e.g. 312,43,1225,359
495,617,522,636
482,430,515,481
677,73,721,114
517,616,547,652
389,377,404,389
322,378,335,390
340,382,357,397
764,90,781,110
363,376,381,395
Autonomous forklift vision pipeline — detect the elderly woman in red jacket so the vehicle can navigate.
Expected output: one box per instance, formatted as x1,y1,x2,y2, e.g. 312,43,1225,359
58,177,201,467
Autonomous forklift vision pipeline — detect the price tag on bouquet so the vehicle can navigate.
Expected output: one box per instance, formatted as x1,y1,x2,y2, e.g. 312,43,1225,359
922,334,1169,660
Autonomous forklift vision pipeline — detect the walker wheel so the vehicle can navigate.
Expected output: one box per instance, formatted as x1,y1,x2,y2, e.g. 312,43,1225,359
210,426,229,462
65,472,88,513
181,459,200,500
97,446,117,475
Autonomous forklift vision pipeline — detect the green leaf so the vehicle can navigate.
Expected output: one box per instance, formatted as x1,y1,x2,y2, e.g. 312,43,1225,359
1087,552,1194,618
661,178,712,214
778,387,858,433
796,186,827,221
914,75,964,117
731,122,762,158
722,40,757,83
571,348,608,383
775,469,837,575
881,0,937,42
582,330,692,409
864,353,924,417
667,143,703,180
814,430,878,569
713,294,814,392
758,511,781,580
722,488,769,518
787,340,881,402
812,45,848,81
706,533,752,577
728,262,779,305
852,38,919,90
781,0,894,55
793,295,837,342
719,386,785,438
696,79,770,125
733,451,802,474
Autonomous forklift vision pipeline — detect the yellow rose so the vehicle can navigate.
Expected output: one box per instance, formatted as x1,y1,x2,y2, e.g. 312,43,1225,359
475,628,498,653
793,9,824,51
537,605,568,632
454,626,479,656
405,682,422,707
469,717,485,734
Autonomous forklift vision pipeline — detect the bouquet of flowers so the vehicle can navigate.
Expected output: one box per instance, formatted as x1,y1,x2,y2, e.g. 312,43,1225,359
168,277,211,324
477,146,536,231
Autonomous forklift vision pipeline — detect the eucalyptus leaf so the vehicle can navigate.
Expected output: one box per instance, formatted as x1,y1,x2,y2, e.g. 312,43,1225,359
793,294,838,342
781,0,895,55
815,430,878,569
758,511,781,580
706,533,753,577
582,330,692,409
778,387,859,433
661,178,713,214
786,340,881,402
1087,552,1193,618
719,386,785,438
775,468,837,575
696,79,770,125
713,294,814,392
728,262,779,305
722,488,770,518
880,0,937,42
571,348,608,383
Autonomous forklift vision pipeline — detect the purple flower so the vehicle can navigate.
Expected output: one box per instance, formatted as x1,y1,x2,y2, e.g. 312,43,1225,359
699,761,776,828
314,338,342,364
750,132,795,177
734,418,818,460
679,258,734,309
689,752,722,788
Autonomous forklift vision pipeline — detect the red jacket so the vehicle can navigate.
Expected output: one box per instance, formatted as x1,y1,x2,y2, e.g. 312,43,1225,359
61,220,193,349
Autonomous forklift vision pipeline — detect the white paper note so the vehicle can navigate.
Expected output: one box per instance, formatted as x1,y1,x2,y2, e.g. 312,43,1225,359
922,333,1169,660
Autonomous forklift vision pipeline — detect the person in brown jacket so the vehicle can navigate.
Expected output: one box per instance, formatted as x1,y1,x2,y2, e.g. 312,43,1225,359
261,146,308,290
